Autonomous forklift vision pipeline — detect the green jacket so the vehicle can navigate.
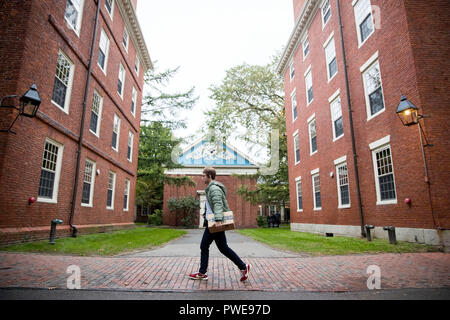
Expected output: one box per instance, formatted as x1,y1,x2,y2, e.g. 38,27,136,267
205,180,230,221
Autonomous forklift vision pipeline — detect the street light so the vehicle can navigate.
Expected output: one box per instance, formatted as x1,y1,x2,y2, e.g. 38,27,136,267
0,83,41,133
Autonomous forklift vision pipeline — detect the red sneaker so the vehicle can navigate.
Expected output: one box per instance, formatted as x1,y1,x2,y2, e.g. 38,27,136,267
240,264,251,282
189,272,208,281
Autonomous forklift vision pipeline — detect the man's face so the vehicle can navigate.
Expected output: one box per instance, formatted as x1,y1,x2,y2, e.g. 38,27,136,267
202,173,211,185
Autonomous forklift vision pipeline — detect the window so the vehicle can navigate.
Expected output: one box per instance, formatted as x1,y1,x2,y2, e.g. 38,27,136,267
107,171,116,209
353,0,374,46
123,179,130,211
38,139,64,203
324,35,337,81
336,162,350,208
98,29,110,73
65,0,84,35
322,0,331,27
330,95,344,140
81,159,95,206
305,67,313,104
52,51,74,113
117,63,125,98
293,132,300,164
370,140,397,204
105,0,114,18
131,87,137,116
361,54,385,119
302,36,310,59
122,27,129,52
112,114,120,151
289,61,295,81
291,90,298,122
89,90,103,136
296,177,303,212
127,131,134,162
312,170,321,210
308,116,317,154
135,56,140,75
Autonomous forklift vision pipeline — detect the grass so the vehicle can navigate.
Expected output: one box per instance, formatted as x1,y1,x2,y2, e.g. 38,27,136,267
237,226,440,256
0,226,187,257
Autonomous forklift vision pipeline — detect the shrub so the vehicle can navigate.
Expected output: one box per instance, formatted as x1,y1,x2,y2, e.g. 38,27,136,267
256,215,265,227
147,209,163,226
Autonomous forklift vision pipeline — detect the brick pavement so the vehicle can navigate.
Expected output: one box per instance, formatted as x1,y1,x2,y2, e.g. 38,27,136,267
0,252,449,292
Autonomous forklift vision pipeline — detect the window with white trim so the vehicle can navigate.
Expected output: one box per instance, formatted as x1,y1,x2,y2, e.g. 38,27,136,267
294,133,300,164
107,171,116,209
336,162,350,207
112,114,120,151
117,63,125,98
372,145,397,204
289,61,295,81
362,58,385,119
131,87,137,116
291,90,298,122
325,36,337,80
38,139,64,203
296,178,303,212
305,69,313,104
354,0,374,46
127,131,134,162
322,0,331,27
302,36,310,59
98,29,110,74
89,90,102,136
312,173,321,210
330,96,344,140
52,51,74,113
122,27,129,52
105,0,114,18
135,56,140,75
123,179,130,211
308,117,317,154
65,0,84,35
81,159,95,206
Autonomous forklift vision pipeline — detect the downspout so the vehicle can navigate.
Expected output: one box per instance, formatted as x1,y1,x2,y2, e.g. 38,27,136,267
336,0,366,237
69,0,102,236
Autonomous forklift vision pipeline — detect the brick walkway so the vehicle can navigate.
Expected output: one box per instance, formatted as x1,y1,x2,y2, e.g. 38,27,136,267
0,252,449,292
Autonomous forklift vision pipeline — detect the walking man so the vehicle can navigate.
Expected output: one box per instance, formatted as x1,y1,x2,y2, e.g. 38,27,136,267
189,167,251,282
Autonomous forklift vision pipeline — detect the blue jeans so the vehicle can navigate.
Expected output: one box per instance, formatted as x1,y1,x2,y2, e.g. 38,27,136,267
199,227,246,274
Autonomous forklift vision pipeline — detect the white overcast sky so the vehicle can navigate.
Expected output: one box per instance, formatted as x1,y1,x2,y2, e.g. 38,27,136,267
136,0,294,161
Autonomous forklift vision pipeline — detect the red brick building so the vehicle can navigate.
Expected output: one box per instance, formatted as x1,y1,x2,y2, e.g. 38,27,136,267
278,0,449,247
0,0,152,244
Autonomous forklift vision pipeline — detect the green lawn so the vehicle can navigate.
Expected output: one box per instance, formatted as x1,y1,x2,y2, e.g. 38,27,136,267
237,227,440,256
0,226,186,256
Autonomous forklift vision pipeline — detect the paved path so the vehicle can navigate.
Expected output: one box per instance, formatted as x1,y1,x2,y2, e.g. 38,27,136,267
0,229,449,293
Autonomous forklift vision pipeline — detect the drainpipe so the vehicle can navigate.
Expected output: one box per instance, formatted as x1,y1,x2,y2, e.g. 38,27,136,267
336,0,366,237
69,0,102,236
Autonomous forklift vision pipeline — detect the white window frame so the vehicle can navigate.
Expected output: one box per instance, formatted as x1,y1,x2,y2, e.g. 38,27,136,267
117,63,125,99
311,169,321,211
89,90,103,137
329,89,344,141
352,0,375,48
64,0,85,36
370,136,397,205
289,60,295,81
295,176,303,212
334,157,351,208
135,56,140,75
51,50,75,114
112,114,120,152
98,29,110,75
37,138,64,204
81,158,96,207
127,131,134,162
293,130,300,165
107,171,116,210
122,27,129,52
105,0,114,20
131,87,137,117
302,35,310,60
361,51,385,121
291,89,298,122
123,179,130,211
304,66,313,105
308,114,317,155
323,32,337,82
321,0,332,29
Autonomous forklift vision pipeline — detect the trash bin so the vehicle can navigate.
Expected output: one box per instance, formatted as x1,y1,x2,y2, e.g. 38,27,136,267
365,225,375,241
383,226,397,245
49,219,63,245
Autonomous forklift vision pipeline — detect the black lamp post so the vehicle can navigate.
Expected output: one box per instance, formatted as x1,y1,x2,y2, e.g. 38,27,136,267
0,83,41,133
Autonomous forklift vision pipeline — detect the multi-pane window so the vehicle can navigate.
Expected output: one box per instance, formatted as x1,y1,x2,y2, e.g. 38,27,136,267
89,91,102,136
123,179,130,211
117,63,125,98
302,36,309,59
305,69,313,104
131,87,137,116
122,27,129,52
98,29,110,73
354,0,374,45
105,0,114,18
336,163,350,207
362,58,384,118
38,139,63,202
135,56,140,75
373,145,397,203
52,51,74,112
325,36,337,80
330,96,344,140
296,178,303,212
112,114,120,151
291,90,298,121
127,131,134,162
322,0,331,27
294,133,300,164
81,159,95,206
289,61,295,81
308,117,317,154
312,173,321,209
107,171,116,209
65,0,84,34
